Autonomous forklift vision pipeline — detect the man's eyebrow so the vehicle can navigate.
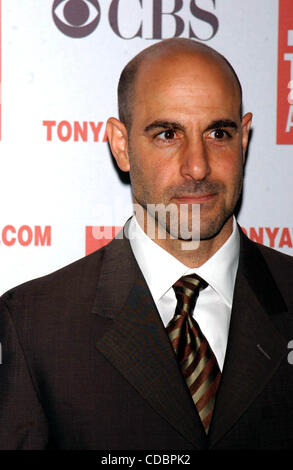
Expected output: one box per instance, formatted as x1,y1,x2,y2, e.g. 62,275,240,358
205,120,238,132
144,120,185,133
144,119,238,134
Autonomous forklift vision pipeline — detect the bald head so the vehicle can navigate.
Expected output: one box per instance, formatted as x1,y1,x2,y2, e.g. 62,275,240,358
117,38,242,132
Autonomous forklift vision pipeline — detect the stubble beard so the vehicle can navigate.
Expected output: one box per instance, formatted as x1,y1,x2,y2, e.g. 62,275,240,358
132,185,243,243
129,150,243,243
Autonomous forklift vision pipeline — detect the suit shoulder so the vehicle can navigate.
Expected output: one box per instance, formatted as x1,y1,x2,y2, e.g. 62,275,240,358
1,245,107,307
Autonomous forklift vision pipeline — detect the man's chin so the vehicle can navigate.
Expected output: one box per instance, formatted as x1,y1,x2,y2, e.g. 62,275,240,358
199,215,233,241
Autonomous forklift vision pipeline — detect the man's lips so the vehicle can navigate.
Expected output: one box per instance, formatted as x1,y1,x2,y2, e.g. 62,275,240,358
172,193,217,203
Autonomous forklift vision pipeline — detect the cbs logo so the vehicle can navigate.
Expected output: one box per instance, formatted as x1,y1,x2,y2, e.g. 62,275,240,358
52,0,219,41
52,0,101,38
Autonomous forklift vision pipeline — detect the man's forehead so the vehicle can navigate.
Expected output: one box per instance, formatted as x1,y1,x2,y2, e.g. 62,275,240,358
117,39,243,129
136,47,236,89
128,45,241,118
133,49,240,109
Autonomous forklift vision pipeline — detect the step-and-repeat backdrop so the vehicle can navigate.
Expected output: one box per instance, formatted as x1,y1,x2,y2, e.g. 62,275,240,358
1,0,292,294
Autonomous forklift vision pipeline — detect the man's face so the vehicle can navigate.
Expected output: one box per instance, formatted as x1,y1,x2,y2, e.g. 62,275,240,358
123,51,251,241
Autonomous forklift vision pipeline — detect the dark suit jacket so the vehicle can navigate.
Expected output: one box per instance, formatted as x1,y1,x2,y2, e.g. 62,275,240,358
0,226,293,450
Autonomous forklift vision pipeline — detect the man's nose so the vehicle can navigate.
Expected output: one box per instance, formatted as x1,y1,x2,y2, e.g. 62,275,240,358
179,136,210,181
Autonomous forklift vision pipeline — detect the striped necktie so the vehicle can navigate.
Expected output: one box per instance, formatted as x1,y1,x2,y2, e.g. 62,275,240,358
166,274,221,434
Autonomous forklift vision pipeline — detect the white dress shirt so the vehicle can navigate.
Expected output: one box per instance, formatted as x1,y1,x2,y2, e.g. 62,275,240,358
128,216,240,371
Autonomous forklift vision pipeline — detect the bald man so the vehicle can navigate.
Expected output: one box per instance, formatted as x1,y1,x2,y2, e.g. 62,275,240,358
0,39,293,450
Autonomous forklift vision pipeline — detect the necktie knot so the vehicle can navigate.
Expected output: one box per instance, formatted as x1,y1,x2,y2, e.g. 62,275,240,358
172,274,208,317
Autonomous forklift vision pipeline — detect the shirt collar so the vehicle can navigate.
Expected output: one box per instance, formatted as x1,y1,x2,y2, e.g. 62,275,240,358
128,216,240,308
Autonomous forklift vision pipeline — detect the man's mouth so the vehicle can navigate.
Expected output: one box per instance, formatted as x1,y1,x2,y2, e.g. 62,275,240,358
172,193,217,204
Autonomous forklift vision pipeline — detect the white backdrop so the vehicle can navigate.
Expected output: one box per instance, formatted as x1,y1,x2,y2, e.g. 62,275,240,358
1,0,292,294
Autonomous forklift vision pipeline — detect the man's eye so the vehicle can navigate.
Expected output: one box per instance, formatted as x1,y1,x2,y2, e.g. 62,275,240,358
210,129,231,139
156,129,176,140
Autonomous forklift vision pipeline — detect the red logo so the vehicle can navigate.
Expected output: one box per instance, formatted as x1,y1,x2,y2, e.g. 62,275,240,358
43,120,108,142
277,0,293,144
0,225,51,247
85,226,122,255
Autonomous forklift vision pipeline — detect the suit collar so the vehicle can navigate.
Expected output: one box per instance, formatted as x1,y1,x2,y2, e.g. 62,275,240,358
91,227,141,320
208,229,288,448
236,227,287,316
92,228,207,449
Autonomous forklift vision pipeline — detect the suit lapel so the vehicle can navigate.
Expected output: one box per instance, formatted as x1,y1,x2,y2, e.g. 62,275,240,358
92,232,207,449
209,231,288,448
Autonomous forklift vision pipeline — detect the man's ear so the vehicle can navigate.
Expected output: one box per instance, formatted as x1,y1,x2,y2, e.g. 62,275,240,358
241,112,253,163
106,117,130,172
